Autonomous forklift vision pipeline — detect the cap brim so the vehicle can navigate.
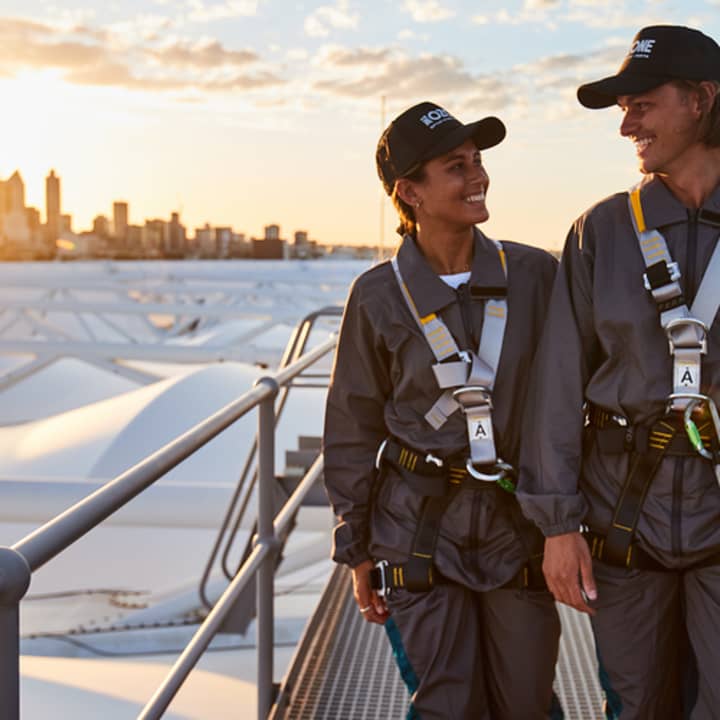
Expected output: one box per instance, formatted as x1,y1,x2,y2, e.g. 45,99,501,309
419,116,506,165
577,72,670,109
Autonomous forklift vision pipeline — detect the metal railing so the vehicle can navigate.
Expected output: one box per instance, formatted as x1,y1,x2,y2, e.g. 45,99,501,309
197,306,342,611
0,328,338,720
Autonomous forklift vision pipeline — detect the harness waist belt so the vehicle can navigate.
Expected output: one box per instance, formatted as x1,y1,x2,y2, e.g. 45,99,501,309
369,556,547,595
584,529,720,572
380,438,514,494
588,405,715,456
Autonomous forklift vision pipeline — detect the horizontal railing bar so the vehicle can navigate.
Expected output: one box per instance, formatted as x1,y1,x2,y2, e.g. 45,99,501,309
0,298,280,319
0,340,276,363
11,336,336,572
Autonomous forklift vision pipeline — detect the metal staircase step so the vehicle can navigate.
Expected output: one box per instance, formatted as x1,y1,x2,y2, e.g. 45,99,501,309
298,436,322,451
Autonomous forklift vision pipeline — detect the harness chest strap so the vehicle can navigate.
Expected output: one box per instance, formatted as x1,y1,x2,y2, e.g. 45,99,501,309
591,190,720,568
390,242,507,466
628,186,720,410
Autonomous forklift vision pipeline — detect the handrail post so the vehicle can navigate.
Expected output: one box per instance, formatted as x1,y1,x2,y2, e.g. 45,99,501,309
0,548,31,720
255,377,279,720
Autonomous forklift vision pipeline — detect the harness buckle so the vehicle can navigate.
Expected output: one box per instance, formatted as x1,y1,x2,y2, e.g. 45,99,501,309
452,385,492,409
665,317,708,354
643,261,680,291
373,559,390,597
375,438,388,470
425,453,443,467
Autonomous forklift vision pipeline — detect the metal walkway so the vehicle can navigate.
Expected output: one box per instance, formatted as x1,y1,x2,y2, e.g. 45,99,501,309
272,564,605,719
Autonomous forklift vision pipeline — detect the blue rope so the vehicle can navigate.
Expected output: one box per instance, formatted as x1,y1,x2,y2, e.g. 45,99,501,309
384,617,421,720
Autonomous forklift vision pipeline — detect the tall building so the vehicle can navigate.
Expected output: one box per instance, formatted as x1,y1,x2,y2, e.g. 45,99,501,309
0,180,6,228
166,212,186,257
2,171,30,249
264,224,280,241
6,171,25,213
45,170,61,248
93,215,110,237
113,201,129,242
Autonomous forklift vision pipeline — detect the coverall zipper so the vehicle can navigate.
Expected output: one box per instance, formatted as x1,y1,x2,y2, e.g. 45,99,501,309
456,283,478,350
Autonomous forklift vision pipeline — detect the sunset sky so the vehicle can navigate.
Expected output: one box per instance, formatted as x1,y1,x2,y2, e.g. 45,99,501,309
2,0,719,250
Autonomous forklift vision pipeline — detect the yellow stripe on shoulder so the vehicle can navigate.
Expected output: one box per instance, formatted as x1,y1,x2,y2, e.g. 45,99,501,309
629,188,647,233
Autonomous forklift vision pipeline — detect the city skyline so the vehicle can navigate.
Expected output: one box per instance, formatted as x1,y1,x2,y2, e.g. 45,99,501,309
2,2,720,250
0,166,328,259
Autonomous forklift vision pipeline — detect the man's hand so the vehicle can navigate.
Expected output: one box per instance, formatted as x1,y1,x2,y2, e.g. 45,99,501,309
543,532,597,615
351,559,390,624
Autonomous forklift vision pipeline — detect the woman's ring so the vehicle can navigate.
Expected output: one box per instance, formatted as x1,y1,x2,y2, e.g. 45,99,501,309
360,605,372,613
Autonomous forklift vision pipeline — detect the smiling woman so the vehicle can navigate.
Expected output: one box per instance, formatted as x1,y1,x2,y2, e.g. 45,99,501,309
323,101,563,719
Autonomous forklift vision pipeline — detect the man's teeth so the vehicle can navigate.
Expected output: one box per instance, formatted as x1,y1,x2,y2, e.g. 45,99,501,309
465,192,485,203
635,137,654,151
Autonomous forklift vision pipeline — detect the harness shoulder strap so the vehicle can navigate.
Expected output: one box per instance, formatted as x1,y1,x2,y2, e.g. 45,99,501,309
628,186,709,408
391,242,508,430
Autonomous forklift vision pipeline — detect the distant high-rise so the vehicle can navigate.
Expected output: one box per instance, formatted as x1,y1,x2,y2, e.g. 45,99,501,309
93,215,110,237
264,224,280,241
0,180,6,230
166,212,186,257
113,201,129,241
45,170,61,246
6,171,25,213
3,171,30,247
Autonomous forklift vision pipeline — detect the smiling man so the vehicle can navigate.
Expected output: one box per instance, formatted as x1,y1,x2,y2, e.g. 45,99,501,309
516,25,720,720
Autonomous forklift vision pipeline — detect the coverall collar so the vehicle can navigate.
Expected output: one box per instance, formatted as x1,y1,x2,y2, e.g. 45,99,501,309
638,174,720,228
395,227,507,317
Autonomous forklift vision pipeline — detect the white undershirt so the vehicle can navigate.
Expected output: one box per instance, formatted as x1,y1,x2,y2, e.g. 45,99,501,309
438,270,471,289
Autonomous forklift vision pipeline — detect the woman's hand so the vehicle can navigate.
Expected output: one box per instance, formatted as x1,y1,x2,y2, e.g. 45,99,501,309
543,532,597,615
351,559,390,624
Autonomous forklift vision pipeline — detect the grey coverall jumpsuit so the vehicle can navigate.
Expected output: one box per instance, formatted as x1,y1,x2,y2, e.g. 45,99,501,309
324,230,561,720
517,175,720,720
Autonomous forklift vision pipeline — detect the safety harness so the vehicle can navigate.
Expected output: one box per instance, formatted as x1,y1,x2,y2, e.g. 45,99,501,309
370,242,542,595
586,186,720,569
390,241,511,481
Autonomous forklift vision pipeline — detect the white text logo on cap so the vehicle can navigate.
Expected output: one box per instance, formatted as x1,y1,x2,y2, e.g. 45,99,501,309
420,107,453,129
629,38,656,59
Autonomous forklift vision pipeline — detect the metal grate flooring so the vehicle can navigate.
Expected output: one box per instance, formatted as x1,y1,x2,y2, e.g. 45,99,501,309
272,564,604,719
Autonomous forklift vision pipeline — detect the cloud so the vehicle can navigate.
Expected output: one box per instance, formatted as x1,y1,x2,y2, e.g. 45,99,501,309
317,46,392,67
149,39,258,68
66,58,282,92
315,53,489,100
0,19,107,70
524,0,560,8
0,14,279,95
402,0,455,22
185,0,259,22
304,1,359,38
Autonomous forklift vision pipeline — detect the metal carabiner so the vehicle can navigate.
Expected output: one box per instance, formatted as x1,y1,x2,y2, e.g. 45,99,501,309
466,459,516,493
465,458,504,482
683,398,713,461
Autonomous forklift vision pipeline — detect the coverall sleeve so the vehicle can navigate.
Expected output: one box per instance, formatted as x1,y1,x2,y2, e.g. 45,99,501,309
323,278,392,567
516,215,601,536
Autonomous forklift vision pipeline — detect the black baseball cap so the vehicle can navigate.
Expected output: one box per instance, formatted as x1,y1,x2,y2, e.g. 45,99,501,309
578,25,720,109
376,101,506,195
